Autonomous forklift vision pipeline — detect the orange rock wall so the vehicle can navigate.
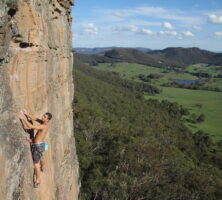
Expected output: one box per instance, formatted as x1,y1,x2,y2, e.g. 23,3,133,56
0,0,79,199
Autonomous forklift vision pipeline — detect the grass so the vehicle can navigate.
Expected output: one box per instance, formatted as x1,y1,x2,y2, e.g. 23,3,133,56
186,64,222,76
95,62,222,142
95,62,197,85
95,63,162,79
145,87,222,142
186,64,222,90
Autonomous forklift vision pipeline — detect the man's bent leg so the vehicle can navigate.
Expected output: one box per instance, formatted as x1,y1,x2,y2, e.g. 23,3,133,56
40,159,45,172
32,144,44,187
34,163,41,183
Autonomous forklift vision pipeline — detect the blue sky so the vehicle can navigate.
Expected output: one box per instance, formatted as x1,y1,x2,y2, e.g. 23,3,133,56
72,0,222,51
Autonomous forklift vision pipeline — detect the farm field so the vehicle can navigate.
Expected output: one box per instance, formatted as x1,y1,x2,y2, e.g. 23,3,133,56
95,62,222,141
95,63,222,90
145,87,222,142
185,64,222,90
95,62,197,85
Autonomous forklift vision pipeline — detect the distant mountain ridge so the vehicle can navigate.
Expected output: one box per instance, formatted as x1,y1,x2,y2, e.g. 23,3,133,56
75,47,222,68
74,47,152,54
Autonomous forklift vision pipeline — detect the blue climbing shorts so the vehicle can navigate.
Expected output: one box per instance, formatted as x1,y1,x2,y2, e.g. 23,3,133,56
31,143,45,164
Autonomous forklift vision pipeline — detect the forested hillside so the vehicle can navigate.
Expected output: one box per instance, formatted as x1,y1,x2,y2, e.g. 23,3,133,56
73,58,222,200
75,47,222,68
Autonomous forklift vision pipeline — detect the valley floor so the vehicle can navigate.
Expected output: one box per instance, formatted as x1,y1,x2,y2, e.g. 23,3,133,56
94,62,222,142
145,87,222,142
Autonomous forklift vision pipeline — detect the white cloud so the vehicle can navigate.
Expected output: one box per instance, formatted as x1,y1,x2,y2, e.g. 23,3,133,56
103,6,203,25
162,22,174,30
140,28,156,35
208,14,222,24
81,23,98,35
182,31,194,37
159,30,177,36
113,25,138,33
72,33,79,40
133,6,167,16
128,20,161,27
214,31,222,38
111,11,126,18
192,25,202,30
140,29,178,37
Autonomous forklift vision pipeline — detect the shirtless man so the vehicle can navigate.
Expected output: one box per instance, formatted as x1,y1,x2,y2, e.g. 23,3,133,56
19,111,52,188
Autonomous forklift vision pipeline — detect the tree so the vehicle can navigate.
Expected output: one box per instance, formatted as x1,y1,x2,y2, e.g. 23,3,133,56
197,114,205,123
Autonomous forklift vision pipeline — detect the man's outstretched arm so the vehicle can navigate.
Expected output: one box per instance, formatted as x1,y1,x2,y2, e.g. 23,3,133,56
26,113,37,121
19,115,45,130
22,110,42,123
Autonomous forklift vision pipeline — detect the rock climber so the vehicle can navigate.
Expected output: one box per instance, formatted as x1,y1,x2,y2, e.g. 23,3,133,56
19,110,52,188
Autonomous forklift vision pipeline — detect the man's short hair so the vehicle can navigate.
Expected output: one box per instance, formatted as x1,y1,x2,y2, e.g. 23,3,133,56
45,112,52,120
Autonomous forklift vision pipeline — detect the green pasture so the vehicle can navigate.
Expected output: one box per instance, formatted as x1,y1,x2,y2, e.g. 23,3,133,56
186,64,222,90
145,87,222,142
95,62,162,79
186,64,222,76
95,62,222,141
204,78,222,90
95,63,197,85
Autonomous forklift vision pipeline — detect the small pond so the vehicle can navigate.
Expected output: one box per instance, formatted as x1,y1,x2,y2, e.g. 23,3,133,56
173,79,206,84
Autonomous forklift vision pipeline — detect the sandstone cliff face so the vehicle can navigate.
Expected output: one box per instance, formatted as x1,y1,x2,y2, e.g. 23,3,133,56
0,0,79,199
